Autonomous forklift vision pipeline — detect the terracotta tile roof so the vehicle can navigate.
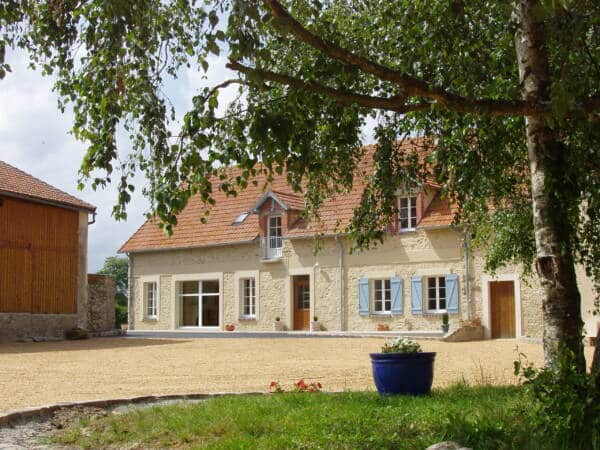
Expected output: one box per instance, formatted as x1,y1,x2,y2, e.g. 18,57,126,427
0,160,96,212
419,192,458,228
119,139,456,253
270,191,305,210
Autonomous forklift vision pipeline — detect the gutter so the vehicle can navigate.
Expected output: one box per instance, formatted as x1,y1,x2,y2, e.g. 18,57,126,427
335,236,345,331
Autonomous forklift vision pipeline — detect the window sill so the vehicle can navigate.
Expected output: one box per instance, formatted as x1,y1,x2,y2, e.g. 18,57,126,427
260,256,283,263
370,312,393,317
424,310,449,316
143,316,159,322
398,228,417,234
239,316,257,321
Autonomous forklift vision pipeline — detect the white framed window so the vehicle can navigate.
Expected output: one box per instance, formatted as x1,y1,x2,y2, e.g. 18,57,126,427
426,276,446,312
241,278,256,318
373,279,392,313
398,196,417,231
144,282,158,319
177,279,220,327
267,215,283,258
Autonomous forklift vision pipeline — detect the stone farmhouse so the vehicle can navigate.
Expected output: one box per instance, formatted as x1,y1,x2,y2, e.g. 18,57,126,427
120,141,598,341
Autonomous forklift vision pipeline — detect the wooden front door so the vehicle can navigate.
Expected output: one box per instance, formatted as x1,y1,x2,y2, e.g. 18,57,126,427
490,281,516,338
293,275,310,331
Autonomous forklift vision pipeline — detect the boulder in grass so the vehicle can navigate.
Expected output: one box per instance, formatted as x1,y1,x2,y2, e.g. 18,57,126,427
65,327,89,340
426,442,472,450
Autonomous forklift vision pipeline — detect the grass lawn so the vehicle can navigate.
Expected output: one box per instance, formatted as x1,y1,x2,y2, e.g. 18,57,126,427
50,384,549,450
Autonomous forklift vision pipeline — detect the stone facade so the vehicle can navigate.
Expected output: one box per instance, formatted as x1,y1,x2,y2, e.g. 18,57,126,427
87,274,116,332
127,227,599,340
126,226,600,340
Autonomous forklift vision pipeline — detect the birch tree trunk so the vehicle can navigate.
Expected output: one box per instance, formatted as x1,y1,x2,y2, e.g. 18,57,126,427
515,0,585,371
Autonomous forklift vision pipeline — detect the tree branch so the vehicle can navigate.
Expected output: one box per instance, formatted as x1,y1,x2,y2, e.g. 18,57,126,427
226,60,431,113
262,0,593,118
202,78,246,101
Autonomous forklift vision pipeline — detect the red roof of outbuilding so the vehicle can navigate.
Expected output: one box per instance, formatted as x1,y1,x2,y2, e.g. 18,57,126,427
0,160,96,212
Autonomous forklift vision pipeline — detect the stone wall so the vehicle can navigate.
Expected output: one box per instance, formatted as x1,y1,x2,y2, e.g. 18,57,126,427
86,274,116,332
0,314,78,342
444,325,484,342
130,229,472,332
128,229,595,339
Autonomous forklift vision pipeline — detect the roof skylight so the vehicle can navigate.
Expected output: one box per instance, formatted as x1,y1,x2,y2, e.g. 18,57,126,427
232,211,249,225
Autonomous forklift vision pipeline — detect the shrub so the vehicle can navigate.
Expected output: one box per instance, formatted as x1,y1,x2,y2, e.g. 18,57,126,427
515,348,600,449
115,303,128,327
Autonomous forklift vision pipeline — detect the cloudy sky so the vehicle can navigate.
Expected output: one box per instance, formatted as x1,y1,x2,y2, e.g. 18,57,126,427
0,50,240,272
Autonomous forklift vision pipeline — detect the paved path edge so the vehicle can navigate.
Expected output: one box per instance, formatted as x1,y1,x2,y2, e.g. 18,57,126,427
0,391,263,427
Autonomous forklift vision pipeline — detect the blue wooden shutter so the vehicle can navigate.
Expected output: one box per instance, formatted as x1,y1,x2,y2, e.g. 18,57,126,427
358,278,370,316
390,277,403,315
410,276,423,314
445,274,459,313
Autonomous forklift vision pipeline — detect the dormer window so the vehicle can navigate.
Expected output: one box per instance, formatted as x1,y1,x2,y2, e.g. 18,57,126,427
398,196,417,231
266,215,283,258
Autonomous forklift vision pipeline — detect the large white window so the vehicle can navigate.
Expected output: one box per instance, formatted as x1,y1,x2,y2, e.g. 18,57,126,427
144,282,158,319
178,280,220,327
373,279,392,313
241,278,256,318
398,196,417,231
267,215,283,258
427,276,446,312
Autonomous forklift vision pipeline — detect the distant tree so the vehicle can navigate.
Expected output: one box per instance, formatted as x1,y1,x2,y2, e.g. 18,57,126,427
1,0,599,370
97,256,128,326
97,256,128,296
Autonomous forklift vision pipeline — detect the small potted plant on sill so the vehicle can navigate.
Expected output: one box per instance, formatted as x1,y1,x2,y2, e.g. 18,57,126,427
225,324,236,332
441,313,449,334
376,323,390,332
310,315,321,332
370,337,436,395
273,316,285,331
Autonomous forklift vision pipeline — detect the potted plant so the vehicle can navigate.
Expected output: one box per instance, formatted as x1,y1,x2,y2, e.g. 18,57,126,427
370,337,436,395
225,324,236,332
273,316,285,331
441,313,449,333
310,315,321,332
376,323,390,332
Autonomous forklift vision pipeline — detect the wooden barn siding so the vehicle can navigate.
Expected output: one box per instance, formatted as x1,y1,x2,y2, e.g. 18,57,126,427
0,196,78,314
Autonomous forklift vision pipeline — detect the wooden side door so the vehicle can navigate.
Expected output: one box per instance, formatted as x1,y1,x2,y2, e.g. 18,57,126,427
293,275,310,331
490,281,516,338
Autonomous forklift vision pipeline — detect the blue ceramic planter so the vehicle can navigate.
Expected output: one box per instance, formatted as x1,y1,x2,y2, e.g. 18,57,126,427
370,352,436,395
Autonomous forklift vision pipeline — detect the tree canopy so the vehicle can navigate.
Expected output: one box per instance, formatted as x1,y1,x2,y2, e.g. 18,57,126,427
97,255,128,296
2,0,599,366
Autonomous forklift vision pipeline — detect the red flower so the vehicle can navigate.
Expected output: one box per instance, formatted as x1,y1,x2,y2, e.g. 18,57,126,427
317,382,322,388
270,381,277,387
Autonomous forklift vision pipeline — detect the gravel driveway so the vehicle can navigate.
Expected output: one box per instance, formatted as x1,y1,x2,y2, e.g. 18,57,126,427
0,337,593,413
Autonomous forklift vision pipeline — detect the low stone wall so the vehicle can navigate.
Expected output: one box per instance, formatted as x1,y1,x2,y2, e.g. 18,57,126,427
87,274,116,332
444,325,484,342
0,313,78,342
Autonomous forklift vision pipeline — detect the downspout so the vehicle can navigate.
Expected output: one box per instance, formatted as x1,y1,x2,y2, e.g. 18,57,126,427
127,252,134,331
335,236,345,331
462,231,471,320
